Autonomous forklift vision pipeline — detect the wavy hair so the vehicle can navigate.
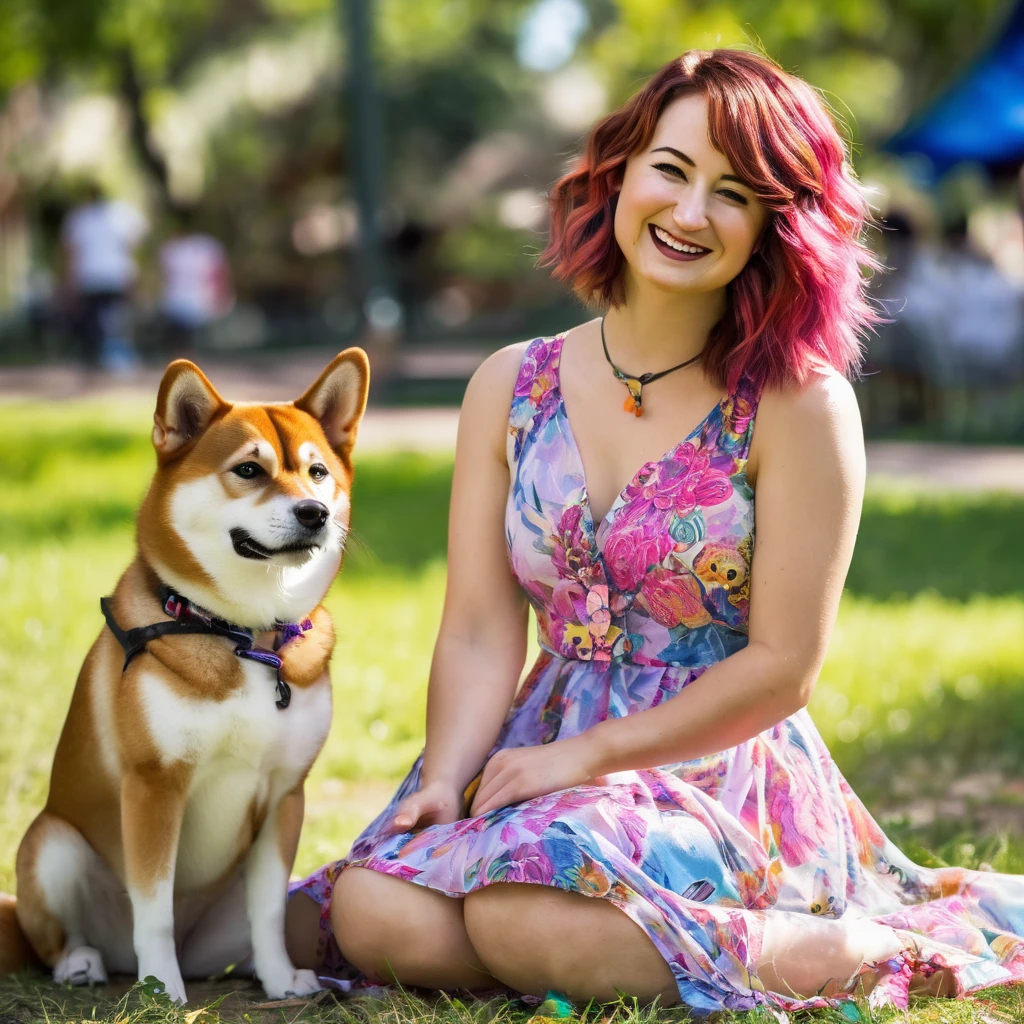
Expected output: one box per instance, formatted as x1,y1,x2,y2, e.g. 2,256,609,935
537,48,881,393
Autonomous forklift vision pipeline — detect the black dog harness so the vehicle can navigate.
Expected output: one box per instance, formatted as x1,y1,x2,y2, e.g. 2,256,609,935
99,587,312,710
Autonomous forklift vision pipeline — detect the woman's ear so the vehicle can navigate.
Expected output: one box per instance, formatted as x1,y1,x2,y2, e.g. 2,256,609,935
152,360,228,458
294,347,371,460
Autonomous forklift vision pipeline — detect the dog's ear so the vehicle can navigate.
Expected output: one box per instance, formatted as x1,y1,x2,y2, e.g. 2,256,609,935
153,360,227,458
294,348,370,460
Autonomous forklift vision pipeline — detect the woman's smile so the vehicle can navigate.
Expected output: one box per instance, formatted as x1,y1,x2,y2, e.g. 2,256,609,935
648,223,712,262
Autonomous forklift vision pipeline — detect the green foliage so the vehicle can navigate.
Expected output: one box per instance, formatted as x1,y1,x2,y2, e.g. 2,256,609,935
436,219,543,280
587,0,1009,141
851,487,1024,600
0,0,1012,180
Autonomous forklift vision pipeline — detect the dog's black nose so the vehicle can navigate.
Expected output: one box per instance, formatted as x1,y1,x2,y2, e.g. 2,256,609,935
294,500,329,530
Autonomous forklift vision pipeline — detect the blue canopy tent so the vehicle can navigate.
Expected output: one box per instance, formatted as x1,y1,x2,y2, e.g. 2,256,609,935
884,0,1024,176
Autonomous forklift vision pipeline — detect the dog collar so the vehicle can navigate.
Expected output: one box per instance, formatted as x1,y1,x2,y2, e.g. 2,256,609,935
99,587,313,710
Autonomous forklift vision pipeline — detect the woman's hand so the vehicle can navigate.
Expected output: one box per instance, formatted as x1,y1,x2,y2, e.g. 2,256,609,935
389,779,466,835
469,735,605,817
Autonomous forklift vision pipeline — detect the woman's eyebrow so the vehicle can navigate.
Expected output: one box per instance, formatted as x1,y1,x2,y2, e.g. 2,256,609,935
650,145,748,187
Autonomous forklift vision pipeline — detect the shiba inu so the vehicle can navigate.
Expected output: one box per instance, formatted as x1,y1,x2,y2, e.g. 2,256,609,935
0,349,369,1003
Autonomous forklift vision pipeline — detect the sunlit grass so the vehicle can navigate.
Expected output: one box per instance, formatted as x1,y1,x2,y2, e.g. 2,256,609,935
1,398,1023,1023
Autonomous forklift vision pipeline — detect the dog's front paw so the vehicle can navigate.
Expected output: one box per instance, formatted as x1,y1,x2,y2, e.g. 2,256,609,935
137,967,188,1005
54,945,108,987
262,968,322,1000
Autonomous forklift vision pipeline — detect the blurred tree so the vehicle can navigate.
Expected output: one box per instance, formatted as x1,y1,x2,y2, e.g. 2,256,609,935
0,0,253,206
1,0,1010,203
583,0,1012,143
0,0,1013,328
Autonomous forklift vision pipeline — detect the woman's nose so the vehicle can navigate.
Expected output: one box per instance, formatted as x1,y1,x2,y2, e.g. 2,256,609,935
672,189,710,233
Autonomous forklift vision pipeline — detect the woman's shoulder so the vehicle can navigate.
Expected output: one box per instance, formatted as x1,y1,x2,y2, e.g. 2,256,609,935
746,363,863,485
464,325,580,409
758,363,859,420
468,338,536,394
457,331,565,465
463,337,544,418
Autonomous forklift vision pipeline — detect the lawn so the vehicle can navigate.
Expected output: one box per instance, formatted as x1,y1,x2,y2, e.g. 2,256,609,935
1,396,1023,1024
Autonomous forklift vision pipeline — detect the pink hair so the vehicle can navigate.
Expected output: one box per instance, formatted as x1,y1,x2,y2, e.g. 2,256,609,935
537,48,882,393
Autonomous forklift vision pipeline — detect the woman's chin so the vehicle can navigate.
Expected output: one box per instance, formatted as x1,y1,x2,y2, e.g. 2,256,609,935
639,265,719,294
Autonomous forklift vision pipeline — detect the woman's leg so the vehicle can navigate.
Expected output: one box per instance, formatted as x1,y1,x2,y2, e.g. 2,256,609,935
330,866,503,991
762,914,959,999
756,913,907,998
463,882,680,1006
284,891,324,971
462,881,950,1007
300,863,939,1006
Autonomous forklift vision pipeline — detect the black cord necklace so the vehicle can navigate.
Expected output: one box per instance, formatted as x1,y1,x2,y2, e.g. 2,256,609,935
600,316,703,417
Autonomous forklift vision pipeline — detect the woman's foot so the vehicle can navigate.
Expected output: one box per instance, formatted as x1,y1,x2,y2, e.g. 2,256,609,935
892,930,957,997
757,915,917,1001
818,926,956,1004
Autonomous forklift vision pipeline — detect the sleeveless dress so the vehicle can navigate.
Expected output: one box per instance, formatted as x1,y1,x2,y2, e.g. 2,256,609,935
291,331,1024,1015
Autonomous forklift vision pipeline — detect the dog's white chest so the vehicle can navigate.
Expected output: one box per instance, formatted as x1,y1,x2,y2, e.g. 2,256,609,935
137,662,331,891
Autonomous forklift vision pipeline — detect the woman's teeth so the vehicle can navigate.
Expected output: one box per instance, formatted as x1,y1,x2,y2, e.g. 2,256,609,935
653,226,707,253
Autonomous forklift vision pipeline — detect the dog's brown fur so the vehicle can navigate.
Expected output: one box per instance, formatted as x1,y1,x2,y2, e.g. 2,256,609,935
2,350,369,1002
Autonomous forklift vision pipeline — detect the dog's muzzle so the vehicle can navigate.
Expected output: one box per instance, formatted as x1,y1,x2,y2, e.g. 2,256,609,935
230,528,323,561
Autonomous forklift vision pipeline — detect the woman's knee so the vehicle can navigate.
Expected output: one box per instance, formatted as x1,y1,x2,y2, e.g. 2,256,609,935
330,865,496,988
464,882,679,1007
331,867,402,979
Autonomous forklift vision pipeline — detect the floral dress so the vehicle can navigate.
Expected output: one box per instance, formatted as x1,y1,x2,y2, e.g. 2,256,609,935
291,332,1024,1015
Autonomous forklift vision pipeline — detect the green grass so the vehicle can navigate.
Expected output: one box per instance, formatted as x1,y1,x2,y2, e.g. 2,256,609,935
1,398,1023,1023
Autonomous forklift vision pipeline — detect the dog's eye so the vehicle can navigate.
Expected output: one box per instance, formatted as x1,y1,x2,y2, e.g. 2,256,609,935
232,462,265,479
309,464,329,482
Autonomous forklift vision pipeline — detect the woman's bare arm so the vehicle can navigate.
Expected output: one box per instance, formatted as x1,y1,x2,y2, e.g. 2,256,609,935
418,342,532,792
583,368,867,774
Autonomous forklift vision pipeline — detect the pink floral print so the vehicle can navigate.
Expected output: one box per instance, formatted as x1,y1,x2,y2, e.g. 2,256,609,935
291,332,1024,1016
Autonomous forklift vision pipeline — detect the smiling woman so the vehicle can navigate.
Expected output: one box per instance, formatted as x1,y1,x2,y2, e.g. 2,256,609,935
286,47,1024,1019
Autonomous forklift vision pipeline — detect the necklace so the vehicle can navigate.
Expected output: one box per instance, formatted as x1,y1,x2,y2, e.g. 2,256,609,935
600,316,704,417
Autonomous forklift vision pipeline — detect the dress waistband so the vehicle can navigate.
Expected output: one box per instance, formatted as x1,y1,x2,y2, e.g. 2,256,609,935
537,641,680,670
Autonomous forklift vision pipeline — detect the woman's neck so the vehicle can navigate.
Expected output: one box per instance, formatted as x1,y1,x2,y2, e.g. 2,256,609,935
602,274,726,369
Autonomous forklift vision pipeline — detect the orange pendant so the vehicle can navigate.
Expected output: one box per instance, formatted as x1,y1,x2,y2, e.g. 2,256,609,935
623,378,644,417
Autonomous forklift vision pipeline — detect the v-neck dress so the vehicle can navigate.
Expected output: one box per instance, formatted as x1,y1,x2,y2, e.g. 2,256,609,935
291,331,1024,1015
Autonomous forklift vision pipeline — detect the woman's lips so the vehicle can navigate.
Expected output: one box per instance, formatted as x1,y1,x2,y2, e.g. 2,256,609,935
648,224,711,262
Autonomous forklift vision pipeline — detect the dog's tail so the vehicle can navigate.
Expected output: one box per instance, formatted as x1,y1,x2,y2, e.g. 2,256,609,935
0,894,40,973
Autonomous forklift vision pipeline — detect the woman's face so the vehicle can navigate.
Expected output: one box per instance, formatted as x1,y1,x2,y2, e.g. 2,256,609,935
613,92,769,296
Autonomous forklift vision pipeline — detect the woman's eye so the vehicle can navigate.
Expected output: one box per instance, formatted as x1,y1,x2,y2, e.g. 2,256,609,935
232,462,265,479
309,464,329,482
654,162,685,178
718,188,748,205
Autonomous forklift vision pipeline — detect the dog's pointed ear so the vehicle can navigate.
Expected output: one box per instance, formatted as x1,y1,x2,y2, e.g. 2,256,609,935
152,360,228,458
294,348,370,460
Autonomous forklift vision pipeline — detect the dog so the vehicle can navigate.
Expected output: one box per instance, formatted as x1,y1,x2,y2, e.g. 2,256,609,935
0,349,369,1004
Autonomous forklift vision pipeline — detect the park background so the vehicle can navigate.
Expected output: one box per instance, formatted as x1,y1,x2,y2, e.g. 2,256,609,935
2,0,1024,1021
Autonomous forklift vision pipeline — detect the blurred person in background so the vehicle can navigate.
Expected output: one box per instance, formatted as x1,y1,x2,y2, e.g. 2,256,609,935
158,206,234,360
870,210,1024,433
59,181,148,371
868,211,950,426
939,214,1024,387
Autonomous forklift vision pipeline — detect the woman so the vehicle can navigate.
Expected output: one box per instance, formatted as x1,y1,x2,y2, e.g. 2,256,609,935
286,49,1024,1015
